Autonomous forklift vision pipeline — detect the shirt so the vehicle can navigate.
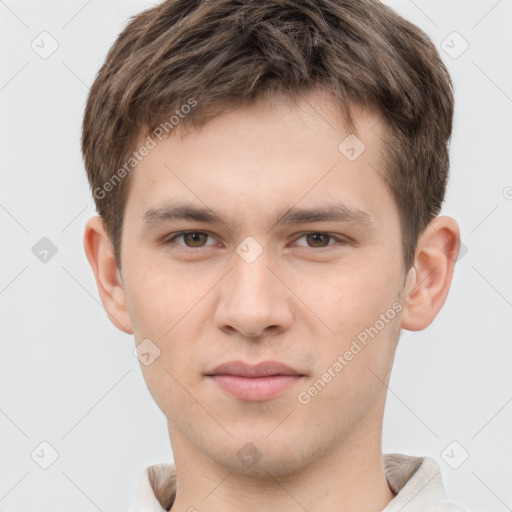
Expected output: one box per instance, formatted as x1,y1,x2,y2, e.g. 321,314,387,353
130,453,467,512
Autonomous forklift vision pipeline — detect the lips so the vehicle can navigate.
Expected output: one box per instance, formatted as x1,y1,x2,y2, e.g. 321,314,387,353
205,360,304,378
205,360,305,401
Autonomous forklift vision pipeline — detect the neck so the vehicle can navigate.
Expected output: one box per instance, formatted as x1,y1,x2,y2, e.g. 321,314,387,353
167,421,395,512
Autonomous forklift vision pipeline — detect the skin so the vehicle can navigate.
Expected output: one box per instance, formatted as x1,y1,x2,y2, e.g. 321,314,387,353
84,90,460,512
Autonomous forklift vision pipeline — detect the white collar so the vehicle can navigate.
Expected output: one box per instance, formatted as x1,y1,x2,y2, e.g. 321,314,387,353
130,453,466,511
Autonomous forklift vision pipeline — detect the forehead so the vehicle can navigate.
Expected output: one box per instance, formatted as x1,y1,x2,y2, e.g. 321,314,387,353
124,91,396,233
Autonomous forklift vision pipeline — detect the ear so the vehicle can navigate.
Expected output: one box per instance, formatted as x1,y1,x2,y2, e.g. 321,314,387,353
400,215,461,331
83,216,134,334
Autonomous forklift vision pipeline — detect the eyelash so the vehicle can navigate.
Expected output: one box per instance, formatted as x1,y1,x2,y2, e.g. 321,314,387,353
162,231,350,252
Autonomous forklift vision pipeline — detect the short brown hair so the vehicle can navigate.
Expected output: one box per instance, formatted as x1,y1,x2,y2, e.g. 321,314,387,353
82,0,454,273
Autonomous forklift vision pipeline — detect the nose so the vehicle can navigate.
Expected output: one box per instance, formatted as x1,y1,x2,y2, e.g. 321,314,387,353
214,248,294,339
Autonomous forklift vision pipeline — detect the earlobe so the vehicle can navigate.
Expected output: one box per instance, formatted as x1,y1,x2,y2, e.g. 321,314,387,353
399,216,460,332
83,216,134,335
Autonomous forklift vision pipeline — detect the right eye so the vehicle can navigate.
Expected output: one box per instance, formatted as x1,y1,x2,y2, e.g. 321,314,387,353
163,231,219,249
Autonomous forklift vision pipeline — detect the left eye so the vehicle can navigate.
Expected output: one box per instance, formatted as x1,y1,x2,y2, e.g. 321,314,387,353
293,233,346,249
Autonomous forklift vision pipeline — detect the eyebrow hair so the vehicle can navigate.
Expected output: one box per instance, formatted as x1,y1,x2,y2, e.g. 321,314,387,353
141,200,375,232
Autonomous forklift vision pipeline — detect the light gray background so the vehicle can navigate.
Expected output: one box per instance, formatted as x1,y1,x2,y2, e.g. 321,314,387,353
0,0,511,510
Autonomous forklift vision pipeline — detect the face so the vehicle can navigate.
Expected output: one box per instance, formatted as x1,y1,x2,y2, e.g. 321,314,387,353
119,91,409,475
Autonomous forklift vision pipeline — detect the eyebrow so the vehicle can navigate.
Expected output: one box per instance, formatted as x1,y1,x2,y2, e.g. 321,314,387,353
141,200,375,232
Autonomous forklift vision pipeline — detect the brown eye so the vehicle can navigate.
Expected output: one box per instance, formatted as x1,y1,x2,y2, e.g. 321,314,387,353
182,232,208,247
166,231,216,248
305,233,331,247
294,232,344,249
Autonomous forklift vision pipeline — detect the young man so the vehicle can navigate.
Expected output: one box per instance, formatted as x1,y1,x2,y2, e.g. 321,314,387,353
82,0,465,510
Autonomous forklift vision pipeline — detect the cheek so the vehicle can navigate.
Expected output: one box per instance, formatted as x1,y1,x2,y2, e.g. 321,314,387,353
303,257,400,333
123,255,201,337
136,336,199,423
302,313,400,427
303,257,402,386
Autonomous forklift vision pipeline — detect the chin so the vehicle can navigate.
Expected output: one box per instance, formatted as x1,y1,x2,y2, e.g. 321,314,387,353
209,434,319,478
